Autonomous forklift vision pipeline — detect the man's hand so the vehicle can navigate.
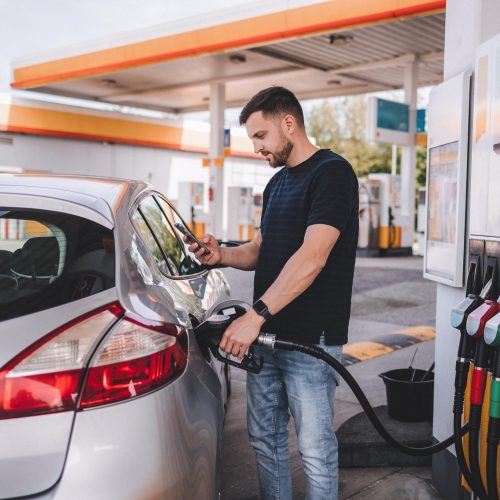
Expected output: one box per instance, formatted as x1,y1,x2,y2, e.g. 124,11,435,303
219,309,265,359
184,234,222,266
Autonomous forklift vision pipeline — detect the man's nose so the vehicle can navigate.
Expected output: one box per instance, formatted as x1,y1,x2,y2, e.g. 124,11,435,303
254,142,263,155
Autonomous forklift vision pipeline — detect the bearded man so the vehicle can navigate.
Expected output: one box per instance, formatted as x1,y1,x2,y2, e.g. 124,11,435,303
186,86,358,500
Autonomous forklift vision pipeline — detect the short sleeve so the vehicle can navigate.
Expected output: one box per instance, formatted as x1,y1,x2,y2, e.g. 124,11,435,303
307,160,357,233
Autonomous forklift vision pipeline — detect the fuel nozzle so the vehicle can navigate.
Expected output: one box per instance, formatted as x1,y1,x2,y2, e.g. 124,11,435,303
466,293,497,407
450,256,486,361
451,295,482,363
465,276,499,337
465,298,499,340
451,294,483,332
484,310,500,347
194,303,264,374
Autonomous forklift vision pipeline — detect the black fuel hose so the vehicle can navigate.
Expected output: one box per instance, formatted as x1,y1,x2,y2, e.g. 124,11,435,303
467,341,493,499
453,358,477,495
454,411,477,495
259,336,469,456
469,404,489,499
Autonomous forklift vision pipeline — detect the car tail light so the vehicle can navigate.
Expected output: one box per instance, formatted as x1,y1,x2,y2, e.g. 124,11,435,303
0,303,188,419
79,316,187,408
0,303,123,419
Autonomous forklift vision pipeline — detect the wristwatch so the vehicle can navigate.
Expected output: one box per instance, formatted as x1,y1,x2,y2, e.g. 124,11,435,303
252,299,272,321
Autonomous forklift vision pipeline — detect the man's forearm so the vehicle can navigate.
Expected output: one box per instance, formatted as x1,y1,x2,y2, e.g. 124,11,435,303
220,240,260,271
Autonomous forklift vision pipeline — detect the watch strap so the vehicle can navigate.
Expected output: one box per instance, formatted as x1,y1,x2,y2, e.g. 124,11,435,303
253,299,272,321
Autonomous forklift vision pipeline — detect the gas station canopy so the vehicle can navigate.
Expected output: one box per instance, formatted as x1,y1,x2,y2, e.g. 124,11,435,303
11,0,445,114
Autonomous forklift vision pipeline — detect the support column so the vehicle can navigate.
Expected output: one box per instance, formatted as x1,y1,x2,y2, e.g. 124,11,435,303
401,60,418,250
391,144,398,176
209,83,225,239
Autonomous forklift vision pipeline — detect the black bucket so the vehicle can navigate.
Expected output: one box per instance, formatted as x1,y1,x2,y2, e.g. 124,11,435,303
379,368,434,422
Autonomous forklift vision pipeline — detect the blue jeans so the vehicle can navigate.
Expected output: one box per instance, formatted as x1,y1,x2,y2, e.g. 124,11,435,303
246,336,342,500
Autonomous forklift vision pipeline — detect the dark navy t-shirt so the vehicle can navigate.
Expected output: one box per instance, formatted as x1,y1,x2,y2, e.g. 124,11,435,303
253,149,358,345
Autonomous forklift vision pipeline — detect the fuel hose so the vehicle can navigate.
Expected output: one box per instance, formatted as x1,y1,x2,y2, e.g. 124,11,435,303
467,340,493,499
257,334,468,457
453,357,477,494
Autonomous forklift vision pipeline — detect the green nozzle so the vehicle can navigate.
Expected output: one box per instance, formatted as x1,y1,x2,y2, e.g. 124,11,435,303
490,379,500,419
484,312,500,345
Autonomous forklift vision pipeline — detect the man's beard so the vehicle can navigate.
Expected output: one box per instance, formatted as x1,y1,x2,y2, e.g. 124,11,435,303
265,137,293,168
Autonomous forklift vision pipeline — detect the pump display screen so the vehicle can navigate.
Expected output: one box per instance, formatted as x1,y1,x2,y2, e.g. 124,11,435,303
425,141,459,281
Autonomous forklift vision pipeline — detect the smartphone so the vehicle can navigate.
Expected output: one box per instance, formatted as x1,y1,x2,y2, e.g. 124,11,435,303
174,222,211,256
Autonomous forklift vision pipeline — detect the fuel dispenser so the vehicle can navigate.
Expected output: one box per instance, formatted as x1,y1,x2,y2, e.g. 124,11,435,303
357,173,411,256
449,242,500,499
177,182,210,239
227,187,255,242
357,178,377,252
252,193,263,234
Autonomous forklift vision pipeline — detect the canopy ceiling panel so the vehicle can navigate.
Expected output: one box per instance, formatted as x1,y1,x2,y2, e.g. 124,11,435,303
11,5,445,114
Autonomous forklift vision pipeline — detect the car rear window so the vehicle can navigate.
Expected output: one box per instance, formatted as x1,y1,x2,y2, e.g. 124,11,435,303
0,208,115,322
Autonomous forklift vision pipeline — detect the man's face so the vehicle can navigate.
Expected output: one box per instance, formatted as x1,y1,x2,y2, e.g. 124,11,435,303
245,111,293,168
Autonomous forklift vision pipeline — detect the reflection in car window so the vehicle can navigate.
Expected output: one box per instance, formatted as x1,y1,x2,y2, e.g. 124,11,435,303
136,196,185,276
0,208,115,322
153,196,202,276
131,209,172,276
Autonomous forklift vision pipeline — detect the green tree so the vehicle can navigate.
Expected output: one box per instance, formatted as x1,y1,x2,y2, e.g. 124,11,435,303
416,145,427,189
306,96,392,177
306,96,427,187
307,96,428,229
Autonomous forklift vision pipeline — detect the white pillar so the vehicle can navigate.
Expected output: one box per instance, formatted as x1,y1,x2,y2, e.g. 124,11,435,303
401,60,418,250
209,83,225,239
391,144,398,176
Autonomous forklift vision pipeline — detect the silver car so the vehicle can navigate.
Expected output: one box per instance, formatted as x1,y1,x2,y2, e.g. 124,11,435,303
0,174,233,499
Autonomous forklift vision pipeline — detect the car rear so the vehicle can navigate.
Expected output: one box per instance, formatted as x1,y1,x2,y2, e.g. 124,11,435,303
0,190,222,499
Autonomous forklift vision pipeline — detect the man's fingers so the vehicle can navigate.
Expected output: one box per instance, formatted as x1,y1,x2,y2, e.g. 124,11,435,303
195,248,207,258
231,344,241,357
219,331,229,351
221,327,237,353
236,345,248,359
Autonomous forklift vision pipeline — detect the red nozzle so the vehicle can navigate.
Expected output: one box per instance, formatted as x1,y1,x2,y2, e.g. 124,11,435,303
470,368,488,405
466,300,499,338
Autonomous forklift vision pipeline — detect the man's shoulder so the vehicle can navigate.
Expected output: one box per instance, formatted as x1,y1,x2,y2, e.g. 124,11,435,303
315,149,351,166
313,150,356,177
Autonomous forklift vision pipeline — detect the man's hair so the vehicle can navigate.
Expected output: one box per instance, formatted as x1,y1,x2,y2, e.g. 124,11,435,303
239,86,305,128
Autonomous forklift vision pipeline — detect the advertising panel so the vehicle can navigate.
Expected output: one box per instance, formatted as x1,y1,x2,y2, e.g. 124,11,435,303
424,71,470,286
425,142,459,280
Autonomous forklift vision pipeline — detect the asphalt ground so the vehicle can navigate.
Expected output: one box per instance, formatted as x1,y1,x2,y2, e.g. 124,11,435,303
220,256,441,500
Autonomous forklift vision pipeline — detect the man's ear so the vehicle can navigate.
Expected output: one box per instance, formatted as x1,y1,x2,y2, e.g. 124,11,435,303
281,114,296,135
